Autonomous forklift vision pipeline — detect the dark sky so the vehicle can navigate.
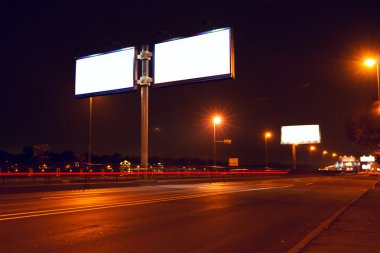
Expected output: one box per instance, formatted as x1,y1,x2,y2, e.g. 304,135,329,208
2,0,380,166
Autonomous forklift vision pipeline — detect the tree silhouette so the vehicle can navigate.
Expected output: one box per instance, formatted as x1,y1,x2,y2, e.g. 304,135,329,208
346,102,380,155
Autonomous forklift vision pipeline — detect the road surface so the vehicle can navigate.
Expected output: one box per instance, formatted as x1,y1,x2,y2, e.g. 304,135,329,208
0,176,376,253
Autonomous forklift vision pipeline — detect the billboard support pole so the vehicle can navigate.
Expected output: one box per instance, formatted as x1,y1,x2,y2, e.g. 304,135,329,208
88,97,93,170
292,144,296,171
137,45,153,179
213,121,216,168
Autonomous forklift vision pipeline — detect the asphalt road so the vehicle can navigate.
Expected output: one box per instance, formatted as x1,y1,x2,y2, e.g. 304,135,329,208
0,176,377,253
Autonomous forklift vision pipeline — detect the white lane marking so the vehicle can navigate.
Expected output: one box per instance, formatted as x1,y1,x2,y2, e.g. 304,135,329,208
0,185,293,221
0,193,101,208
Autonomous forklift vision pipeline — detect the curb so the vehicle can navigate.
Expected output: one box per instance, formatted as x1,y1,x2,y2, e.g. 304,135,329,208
286,180,378,253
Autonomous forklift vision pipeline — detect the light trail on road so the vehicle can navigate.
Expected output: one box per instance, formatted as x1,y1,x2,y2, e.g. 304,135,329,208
0,185,293,221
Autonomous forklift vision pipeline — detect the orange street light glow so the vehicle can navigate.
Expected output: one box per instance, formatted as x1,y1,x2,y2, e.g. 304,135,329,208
364,58,377,68
265,132,272,138
332,153,337,157
309,145,316,152
323,150,328,155
213,116,222,124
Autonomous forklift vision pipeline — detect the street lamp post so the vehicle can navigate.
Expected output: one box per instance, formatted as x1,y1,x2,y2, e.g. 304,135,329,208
213,116,221,168
322,150,328,167
364,57,380,104
309,145,316,167
377,62,379,101
264,132,272,168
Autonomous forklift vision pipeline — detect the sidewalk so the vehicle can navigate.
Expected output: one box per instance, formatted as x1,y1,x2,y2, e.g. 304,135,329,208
302,180,380,253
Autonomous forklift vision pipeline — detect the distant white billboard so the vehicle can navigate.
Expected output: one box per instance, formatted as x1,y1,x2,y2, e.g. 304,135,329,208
281,125,321,145
153,27,235,87
75,47,136,98
360,155,375,162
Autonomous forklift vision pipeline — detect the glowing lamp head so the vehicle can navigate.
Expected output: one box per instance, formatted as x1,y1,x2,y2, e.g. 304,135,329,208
213,116,222,125
310,145,316,152
265,132,272,138
364,58,377,68
323,150,328,155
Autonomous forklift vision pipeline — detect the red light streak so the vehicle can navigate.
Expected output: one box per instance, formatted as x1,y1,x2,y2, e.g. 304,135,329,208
0,171,288,177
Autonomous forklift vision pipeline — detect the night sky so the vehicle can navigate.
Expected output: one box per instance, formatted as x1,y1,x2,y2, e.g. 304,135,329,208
2,0,380,166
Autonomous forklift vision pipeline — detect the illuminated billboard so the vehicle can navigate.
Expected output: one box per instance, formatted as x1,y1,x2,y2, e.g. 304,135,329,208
153,27,235,87
281,125,321,145
360,155,375,162
75,47,136,98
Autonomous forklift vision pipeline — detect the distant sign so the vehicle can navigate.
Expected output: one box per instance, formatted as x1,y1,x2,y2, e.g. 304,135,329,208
75,47,136,98
229,158,239,167
341,156,356,162
224,139,232,144
281,125,321,145
360,155,375,162
154,27,235,87
362,164,371,170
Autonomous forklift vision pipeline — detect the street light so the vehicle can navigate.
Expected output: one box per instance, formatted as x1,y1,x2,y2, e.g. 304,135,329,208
213,116,222,167
321,150,328,167
264,132,272,168
308,145,316,166
364,57,380,105
364,58,377,67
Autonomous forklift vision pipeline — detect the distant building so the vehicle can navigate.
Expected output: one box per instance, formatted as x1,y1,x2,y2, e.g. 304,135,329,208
120,160,131,172
33,144,51,171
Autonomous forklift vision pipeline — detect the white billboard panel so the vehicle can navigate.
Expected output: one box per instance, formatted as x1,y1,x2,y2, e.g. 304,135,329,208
281,125,321,145
75,47,136,98
360,155,375,162
154,27,235,87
